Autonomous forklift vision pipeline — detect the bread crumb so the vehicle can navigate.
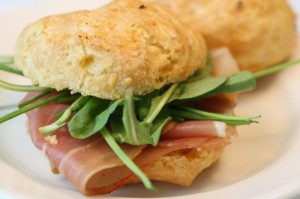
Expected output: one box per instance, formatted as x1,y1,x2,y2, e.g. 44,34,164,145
44,135,58,145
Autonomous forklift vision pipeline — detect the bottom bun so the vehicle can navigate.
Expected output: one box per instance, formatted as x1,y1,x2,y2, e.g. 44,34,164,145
131,126,236,186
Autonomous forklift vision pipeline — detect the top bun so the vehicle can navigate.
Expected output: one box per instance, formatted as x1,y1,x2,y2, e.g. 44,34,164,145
145,0,296,72
14,0,207,99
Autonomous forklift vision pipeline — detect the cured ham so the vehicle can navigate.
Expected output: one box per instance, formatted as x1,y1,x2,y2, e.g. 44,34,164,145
211,47,240,110
211,47,240,76
22,92,231,195
24,93,144,194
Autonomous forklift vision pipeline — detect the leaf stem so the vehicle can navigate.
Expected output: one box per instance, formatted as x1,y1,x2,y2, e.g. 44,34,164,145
171,106,260,125
18,90,54,108
254,59,300,79
58,95,80,103
39,96,90,134
100,127,155,191
0,80,51,92
123,91,140,145
0,92,69,123
144,83,178,123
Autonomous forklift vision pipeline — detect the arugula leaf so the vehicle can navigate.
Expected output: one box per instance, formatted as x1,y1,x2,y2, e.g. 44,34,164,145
122,91,152,145
144,83,178,123
0,80,52,92
68,98,108,138
202,71,256,98
110,108,126,142
168,83,184,102
171,106,260,125
112,105,171,146
176,76,227,101
39,96,91,134
68,98,122,139
54,108,67,120
150,107,172,146
136,90,160,121
100,127,155,190
174,71,255,101
0,92,69,123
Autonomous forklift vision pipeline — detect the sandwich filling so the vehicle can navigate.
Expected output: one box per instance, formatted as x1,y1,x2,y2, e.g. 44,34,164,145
24,91,234,194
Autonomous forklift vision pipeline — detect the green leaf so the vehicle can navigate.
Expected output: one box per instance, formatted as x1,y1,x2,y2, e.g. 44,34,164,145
100,127,155,190
0,92,69,123
176,76,227,101
0,63,23,76
150,107,172,146
144,83,178,123
110,108,126,143
18,90,54,108
113,88,174,146
136,90,160,121
0,80,52,92
122,92,152,145
54,108,67,120
170,106,260,125
168,83,184,102
68,98,108,138
68,98,122,139
39,96,91,134
57,95,80,103
202,71,256,97
172,71,256,101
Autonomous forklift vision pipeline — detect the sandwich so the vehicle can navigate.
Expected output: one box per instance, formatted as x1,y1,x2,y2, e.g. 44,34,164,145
143,0,296,72
0,0,298,195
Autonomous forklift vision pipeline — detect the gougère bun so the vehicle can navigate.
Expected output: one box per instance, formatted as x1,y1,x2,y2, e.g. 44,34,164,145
14,0,206,99
131,126,236,186
145,0,296,72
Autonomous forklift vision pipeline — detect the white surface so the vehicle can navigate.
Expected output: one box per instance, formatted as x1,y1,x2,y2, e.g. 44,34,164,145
0,0,300,199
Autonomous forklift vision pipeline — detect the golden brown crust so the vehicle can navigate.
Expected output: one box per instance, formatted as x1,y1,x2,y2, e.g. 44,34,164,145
145,0,296,72
134,147,225,186
131,126,236,186
14,0,207,99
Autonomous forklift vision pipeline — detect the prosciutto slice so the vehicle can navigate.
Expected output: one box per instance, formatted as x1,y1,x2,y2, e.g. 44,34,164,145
22,92,231,195
211,47,239,76
24,93,144,194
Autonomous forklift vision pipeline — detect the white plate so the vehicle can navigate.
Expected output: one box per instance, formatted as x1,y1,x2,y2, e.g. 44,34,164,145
1,1,300,199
